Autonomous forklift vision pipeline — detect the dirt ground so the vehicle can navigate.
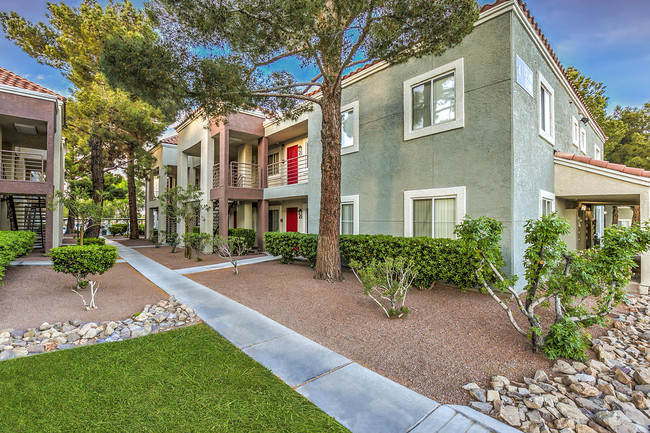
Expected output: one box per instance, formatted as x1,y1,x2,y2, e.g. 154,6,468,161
188,261,617,405
137,246,265,270
0,263,167,330
109,237,155,247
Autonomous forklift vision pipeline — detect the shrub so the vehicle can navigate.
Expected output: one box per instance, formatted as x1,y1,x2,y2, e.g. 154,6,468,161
542,319,590,362
76,237,105,246
0,231,36,284
264,232,485,289
351,257,417,318
228,228,256,249
49,244,117,305
183,232,212,261
109,223,128,237
138,224,145,235
214,235,248,274
161,231,180,253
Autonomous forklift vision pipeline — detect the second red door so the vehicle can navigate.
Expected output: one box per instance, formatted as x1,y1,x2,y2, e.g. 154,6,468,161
286,207,298,232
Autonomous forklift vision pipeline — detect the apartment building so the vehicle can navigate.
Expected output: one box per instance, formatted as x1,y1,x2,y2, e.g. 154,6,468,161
161,0,650,291
144,134,178,240
0,67,65,251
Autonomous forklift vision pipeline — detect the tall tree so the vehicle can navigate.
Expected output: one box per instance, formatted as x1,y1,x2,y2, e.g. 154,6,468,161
565,66,608,127
105,0,479,280
1,1,171,236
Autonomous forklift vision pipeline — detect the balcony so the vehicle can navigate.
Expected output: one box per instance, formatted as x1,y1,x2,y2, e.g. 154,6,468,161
0,149,45,182
267,154,308,187
212,161,260,188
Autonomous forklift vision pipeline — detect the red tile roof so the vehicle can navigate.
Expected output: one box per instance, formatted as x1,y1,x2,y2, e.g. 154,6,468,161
0,66,66,101
160,134,178,145
480,0,605,138
554,152,650,178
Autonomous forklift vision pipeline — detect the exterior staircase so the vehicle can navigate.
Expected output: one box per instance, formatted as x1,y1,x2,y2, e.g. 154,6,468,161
5,195,46,248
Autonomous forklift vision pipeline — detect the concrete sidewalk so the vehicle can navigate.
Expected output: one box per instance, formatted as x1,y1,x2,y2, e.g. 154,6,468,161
106,238,521,433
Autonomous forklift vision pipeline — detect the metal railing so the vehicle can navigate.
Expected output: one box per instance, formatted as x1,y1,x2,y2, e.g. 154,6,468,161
267,154,308,187
212,161,260,188
0,149,45,182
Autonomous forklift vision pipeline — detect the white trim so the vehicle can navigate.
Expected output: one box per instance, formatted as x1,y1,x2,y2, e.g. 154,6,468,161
579,126,587,154
341,194,360,235
403,58,464,141
538,72,555,145
572,116,580,147
403,186,466,237
0,83,61,102
340,100,359,155
554,157,650,187
539,189,556,217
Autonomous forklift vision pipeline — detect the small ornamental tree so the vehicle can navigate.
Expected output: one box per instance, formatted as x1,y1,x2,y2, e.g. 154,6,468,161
48,189,103,246
183,232,212,261
456,214,650,359
49,245,118,310
214,235,248,274
160,230,180,253
157,185,209,259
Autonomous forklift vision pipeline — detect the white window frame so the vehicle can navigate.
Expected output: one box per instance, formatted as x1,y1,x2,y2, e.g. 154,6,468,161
268,151,281,176
403,186,466,238
403,58,465,141
579,126,587,154
594,143,602,161
340,194,359,235
571,116,580,147
539,189,556,217
538,72,555,145
341,101,359,155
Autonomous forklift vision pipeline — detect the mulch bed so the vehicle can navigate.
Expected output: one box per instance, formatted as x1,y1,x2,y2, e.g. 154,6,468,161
0,263,167,330
188,260,619,405
137,247,265,270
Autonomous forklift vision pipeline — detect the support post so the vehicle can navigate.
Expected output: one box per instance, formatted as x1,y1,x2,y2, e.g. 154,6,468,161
640,191,650,294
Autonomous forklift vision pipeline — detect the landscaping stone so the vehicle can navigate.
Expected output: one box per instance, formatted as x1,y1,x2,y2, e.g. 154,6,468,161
466,293,650,433
0,297,200,363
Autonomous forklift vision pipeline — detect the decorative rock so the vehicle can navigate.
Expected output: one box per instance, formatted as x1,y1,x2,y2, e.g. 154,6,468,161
0,350,15,361
556,402,590,423
631,391,648,410
535,369,549,383
576,424,598,433
82,328,98,339
614,369,633,385
57,344,75,350
469,401,493,414
633,368,650,385
570,383,601,398
38,322,51,331
13,348,28,358
500,405,522,427
10,329,25,339
553,360,578,375
524,395,545,409
487,389,500,402
554,418,576,430
593,410,637,433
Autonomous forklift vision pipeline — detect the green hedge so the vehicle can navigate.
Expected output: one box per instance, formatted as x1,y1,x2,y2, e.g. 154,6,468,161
0,231,36,284
76,237,106,246
109,223,128,237
49,245,118,288
228,228,256,249
263,232,487,289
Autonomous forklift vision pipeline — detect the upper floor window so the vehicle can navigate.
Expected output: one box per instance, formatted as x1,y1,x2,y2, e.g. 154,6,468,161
268,152,280,176
579,127,587,153
153,174,160,198
341,101,359,155
404,186,465,239
595,144,602,160
540,190,555,217
538,72,555,145
572,117,580,147
404,58,464,140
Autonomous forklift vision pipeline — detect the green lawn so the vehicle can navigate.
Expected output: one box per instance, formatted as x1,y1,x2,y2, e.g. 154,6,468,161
0,324,348,432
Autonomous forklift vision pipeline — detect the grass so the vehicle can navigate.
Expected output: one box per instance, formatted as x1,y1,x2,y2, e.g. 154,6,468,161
0,324,349,432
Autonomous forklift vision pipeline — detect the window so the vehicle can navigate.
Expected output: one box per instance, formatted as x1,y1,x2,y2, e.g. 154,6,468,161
538,72,555,144
341,101,359,155
268,209,280,232
539,190,555,217
153,174,160,198
404,187,465,238
572,117,580,147
268,152,280,176
579,126,587,153
340,195,359,235
404,58,464,140
595,144,602,160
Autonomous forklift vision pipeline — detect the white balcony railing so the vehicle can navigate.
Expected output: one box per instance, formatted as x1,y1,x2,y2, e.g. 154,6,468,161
0,149,45,182
267,154,308,187
212,162,260,188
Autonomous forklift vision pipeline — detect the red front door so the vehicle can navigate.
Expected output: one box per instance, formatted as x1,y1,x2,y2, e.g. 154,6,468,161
287,145,298,185
286,207,298,232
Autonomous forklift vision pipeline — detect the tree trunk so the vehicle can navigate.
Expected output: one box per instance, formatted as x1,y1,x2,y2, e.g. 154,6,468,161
314,82,343,281
127,157,139,240
66,213,75,235
612,206,618,225
88,135,104,238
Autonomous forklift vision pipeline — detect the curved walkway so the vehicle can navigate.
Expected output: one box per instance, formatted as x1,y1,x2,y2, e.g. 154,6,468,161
107,239,521,433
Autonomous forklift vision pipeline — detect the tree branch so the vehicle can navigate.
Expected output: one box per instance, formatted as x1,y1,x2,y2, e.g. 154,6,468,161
250,91,320,104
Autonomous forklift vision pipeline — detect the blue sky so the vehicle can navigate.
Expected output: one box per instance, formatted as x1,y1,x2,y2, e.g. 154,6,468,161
0,0,648,112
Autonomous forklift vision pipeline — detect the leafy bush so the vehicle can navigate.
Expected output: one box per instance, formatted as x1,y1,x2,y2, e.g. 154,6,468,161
49,245,118,290
542,319,590,362
214,235,248,274
76,237,105,246
138,224,145,235
0,231,36,284
183,232,212,261
161,231,180,253
263,232,486,288
351,257,417,318
109,223,128,237
228,228,256,249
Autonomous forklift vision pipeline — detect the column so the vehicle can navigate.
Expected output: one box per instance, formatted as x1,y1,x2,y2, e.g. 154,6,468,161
257,136,269,249
200,129,214,238
177,151,189,238
640,191,650,294
44,118,55,251
218,127,229,238
257,199,268,249
158,164,167,242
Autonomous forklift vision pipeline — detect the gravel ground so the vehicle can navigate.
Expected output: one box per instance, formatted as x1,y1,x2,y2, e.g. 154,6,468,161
137,247,265,270
109,237,155,247
0,263,167,330
188,260,618,405
14,250,50,261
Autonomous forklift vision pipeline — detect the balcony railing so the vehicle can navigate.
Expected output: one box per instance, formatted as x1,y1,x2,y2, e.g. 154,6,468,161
0,149,45,182
267,154,308,187
212,161,260,188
